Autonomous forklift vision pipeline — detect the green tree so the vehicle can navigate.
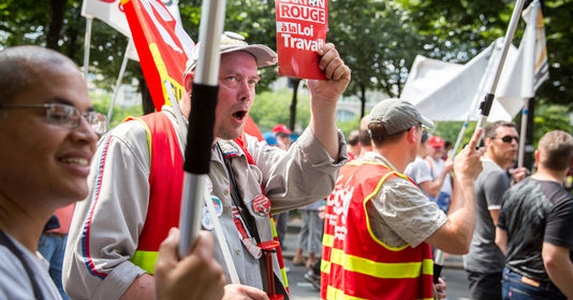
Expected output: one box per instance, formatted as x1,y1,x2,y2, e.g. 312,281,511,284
395,0,573,107
90,92,144,128
327,0,423,118
533,103,573,145
2,0,572,127
249,87,311,133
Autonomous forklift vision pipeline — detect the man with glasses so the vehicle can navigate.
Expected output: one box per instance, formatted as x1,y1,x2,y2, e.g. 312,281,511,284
0,44,102,300
321,98,484,300
463,120,528,300
0,46,225,300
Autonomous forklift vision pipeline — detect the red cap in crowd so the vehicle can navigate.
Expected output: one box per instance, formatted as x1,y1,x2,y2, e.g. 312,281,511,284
272,124,292,135
428,136,445,148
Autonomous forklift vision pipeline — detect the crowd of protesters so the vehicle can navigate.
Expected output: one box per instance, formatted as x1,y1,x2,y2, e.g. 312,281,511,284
1,31,572,300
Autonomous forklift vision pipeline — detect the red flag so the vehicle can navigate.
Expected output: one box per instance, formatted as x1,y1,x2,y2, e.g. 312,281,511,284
121,0,194,111
122,0,263,139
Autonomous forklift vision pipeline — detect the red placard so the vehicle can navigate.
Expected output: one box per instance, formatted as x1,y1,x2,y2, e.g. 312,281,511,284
275,0,328,80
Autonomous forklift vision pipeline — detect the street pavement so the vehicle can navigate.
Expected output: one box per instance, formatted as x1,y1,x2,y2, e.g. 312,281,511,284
281,215,471,300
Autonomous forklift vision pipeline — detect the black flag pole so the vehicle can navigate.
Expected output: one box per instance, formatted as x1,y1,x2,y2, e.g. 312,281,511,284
178,0,227,258
433,0,527,283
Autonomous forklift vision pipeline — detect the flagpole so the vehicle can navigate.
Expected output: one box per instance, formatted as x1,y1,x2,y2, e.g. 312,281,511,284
83,16,93,79
106,40,132,125
517,101,529,167
517,0,540,168
433,41,498,283
449,41,499,160
475,0,527,131
178,0,226,259
433,0,527,283
164,76,239,284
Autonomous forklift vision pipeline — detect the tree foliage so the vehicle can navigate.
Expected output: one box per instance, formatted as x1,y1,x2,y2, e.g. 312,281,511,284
325,0,424,118
1,0,572,132
249,87,310,133
396,0,573,107
533,102,573,144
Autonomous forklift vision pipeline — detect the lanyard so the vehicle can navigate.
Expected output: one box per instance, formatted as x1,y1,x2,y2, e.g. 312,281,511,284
216,142,274,293
216,143,263,258
217,141,288,298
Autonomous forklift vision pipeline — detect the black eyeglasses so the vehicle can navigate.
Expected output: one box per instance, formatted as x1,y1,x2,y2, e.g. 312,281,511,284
493,135,519,144
0,103,107,135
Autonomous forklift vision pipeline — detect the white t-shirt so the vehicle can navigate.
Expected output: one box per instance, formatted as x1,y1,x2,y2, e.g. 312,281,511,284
0,233,62,299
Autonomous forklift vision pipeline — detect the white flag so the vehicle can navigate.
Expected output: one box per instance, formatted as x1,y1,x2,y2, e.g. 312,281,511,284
81,0,131,37
401,0,548,123
496,0,549,111
401,39,518,122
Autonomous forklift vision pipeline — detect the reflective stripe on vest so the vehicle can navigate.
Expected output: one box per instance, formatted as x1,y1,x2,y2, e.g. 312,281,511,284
321,161,434,300
128,113,183,274
131,250,159,275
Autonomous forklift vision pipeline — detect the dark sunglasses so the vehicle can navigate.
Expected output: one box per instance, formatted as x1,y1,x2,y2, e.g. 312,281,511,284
494,135,519,143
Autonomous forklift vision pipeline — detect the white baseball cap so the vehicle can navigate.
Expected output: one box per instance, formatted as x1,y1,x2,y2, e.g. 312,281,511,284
184,31,277,75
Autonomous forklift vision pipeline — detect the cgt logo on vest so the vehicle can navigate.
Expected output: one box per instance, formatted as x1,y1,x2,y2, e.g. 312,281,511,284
325,177,354,242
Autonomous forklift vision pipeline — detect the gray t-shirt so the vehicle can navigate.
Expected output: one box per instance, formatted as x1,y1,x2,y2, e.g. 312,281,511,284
463,159,509,273
364,152,447,248
0,234,62,299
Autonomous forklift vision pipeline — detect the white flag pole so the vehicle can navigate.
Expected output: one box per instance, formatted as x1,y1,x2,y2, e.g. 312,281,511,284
106,40,132,124
475,0,527,131
450,42,499,158
434,0,527,283
83,16,93,79
178,0,226,258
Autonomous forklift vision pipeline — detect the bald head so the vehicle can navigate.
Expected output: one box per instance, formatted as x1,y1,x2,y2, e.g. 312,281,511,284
0,46,80,105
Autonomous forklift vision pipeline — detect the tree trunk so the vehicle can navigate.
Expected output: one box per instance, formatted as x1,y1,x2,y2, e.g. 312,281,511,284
137,66,155,115
46,0,66,50
64,5,83,60
360,84,366,118
289,78,301,131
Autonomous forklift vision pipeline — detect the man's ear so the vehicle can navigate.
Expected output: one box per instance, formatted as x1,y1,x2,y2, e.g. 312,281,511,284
184,72,194,92
407,126,418,144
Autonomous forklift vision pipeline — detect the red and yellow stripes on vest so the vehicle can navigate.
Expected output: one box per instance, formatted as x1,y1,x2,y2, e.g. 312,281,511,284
321,160,434,300
127,113,184,274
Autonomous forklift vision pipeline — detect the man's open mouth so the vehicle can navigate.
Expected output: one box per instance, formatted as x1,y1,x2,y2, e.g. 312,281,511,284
233,110,247,120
